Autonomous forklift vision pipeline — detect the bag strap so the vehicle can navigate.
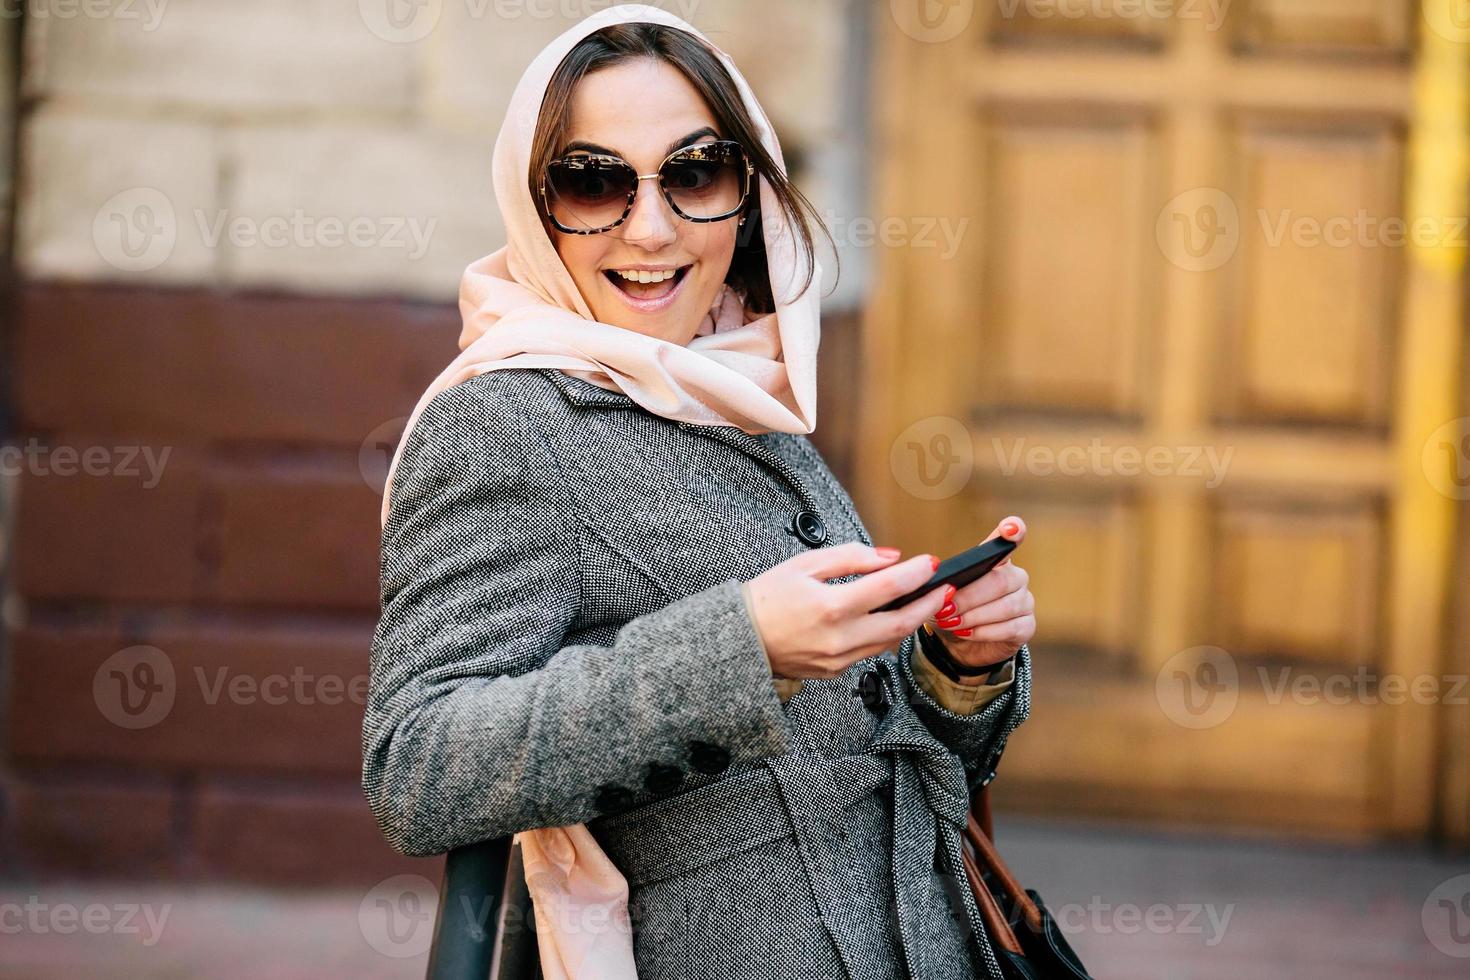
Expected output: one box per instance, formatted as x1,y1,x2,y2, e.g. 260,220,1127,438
959,827,1025,955
966,787,1044,936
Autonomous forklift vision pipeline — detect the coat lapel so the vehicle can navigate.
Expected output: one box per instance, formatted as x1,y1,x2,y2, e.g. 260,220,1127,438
533,368,824,515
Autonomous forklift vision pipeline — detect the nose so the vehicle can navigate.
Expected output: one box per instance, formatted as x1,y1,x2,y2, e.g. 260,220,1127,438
617,176,679,250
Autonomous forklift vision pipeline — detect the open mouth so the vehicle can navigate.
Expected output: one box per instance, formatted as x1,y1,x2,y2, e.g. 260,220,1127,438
603,265,691,306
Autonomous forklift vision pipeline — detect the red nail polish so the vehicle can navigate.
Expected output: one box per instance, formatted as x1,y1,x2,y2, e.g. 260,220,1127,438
929,555,940,572
953,628,973,638
875,546,901,559
938,603,955,618
943,584,957,602
1002,523,1018,537
938,615,962,628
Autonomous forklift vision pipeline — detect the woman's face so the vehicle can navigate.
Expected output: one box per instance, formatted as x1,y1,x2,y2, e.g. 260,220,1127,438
549,57,741,344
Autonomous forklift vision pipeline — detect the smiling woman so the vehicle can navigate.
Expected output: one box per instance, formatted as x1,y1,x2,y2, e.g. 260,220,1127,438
527,20,826,340
365,6,1035,980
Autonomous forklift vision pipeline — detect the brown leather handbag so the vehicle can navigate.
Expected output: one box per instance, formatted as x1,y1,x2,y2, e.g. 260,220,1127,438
960,788,1095,980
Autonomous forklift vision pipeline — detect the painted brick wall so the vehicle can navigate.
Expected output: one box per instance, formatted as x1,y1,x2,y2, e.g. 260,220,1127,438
0,0,870,884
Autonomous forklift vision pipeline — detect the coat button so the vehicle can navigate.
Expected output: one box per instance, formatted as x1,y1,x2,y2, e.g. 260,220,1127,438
687,740,731,775
644,762,684,795
594,783,634,813
788,510,828,547
853,668,889,717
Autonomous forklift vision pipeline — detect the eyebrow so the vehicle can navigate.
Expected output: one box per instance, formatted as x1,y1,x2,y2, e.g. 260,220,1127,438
559,126,720,160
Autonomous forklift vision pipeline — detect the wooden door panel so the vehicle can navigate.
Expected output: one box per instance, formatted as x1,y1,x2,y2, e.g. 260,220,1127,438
997,685,1378,836
1224,121,1401,426
971,486,1143,662
981,112,1154,415
1235,0,1414,55
862,1,1465,838
1210,498,1383,666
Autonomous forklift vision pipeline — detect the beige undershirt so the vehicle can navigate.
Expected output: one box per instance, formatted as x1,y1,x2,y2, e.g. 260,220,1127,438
739,581,1014,715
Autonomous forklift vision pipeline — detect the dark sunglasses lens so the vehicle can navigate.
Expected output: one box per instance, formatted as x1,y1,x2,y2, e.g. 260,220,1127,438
661,143,748,220
545,156,635,231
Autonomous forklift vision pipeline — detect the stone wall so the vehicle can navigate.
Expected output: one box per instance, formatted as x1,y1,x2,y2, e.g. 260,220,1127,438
17,0,864,303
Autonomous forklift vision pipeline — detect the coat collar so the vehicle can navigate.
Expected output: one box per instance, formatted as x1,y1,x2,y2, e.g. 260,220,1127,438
530,368,824,515
534,367,635,410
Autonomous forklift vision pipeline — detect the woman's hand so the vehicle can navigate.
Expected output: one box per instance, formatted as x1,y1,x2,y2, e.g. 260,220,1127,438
744,543,955,680
930,516,1035,683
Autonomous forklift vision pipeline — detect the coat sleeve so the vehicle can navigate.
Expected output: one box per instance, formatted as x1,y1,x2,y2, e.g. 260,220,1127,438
888,635,1032,794
909,645,1014,714
362,378,796,857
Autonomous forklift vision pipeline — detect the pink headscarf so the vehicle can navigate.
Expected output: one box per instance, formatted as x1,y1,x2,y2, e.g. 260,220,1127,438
377,5,824,977
379,1,822,529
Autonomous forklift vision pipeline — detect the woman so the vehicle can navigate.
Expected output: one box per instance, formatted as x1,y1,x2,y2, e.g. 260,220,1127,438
364,6,1036,979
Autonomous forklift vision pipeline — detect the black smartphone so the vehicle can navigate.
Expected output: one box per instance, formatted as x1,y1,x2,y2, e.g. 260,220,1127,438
870,537,1018,613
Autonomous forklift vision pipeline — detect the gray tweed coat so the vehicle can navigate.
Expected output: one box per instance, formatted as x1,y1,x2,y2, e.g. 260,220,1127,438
363,366,1033,980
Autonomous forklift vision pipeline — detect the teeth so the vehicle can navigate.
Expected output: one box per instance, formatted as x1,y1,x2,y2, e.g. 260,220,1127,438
613,268,677,284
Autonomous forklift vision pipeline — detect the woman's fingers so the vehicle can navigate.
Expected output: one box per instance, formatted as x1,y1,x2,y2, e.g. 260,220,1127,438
950,612,1036,645
795,541,903,581
763,521,1031,672
987,516,1026,568
945,580,1035,630
840,581,953,654
951,561,1029,612
824,549,942,618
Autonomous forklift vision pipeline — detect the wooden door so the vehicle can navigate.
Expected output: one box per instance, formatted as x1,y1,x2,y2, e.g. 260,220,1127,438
860,0,1466,839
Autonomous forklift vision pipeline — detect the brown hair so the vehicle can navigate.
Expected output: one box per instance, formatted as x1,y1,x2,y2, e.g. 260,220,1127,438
529,22,833,314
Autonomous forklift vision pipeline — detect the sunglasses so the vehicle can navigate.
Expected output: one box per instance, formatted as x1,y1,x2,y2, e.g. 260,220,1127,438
540,139,755,236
